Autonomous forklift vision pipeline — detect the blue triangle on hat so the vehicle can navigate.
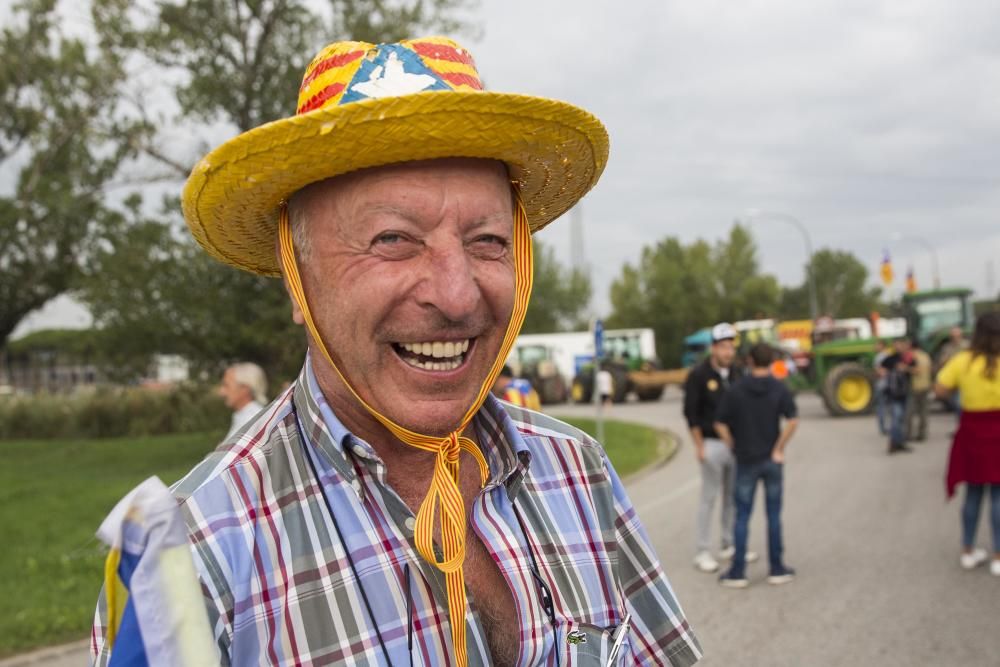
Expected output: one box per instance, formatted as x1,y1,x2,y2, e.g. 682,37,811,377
341,43,450,105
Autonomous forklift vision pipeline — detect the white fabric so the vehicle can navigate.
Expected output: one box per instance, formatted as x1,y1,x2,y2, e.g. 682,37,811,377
226,400,264,440
97,476,218,667
596,369,614,395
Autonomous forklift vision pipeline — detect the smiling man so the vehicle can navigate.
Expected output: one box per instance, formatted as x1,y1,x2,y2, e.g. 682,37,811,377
91,37,701,667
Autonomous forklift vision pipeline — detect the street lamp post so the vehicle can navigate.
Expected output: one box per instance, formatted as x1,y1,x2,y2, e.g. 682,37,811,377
740,210,819,323
891,233,941,289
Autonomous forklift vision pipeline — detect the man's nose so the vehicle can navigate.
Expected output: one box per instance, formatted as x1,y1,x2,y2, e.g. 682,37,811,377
416,244,481,321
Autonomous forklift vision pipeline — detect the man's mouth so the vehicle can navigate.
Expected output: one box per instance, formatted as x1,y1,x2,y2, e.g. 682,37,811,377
391,338,473,372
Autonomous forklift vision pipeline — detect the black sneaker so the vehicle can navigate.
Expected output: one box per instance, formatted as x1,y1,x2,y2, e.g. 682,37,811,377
718,570,749,589
767,566,796,585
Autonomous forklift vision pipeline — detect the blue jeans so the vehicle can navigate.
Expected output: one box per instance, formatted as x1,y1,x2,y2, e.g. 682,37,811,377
888,399,907,448
875,389,889,435
732,460,784,576
962,484,1000,553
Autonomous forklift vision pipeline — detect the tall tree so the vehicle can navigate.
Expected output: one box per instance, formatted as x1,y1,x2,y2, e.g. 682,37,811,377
607,225,779,366
713,224,780,322
607,238,719,367
81,0,477,380
0,0,144,347
780,249,882,319
521,241,591,333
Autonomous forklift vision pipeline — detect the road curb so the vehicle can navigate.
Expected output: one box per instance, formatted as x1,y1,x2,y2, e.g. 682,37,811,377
622,427,681,485
0,640,89,667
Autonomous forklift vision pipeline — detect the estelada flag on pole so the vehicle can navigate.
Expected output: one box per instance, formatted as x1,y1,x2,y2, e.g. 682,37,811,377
880,248,895,286
97,476,217,666
906,266,917,293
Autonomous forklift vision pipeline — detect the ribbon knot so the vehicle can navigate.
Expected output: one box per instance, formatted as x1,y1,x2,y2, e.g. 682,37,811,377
277,190,533,667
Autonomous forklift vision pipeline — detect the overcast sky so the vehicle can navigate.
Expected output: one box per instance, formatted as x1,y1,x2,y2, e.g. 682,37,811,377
11,0,1000,336
477,0,1000,313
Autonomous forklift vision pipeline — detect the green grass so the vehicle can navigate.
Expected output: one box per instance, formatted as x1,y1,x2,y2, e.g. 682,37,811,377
0,431,222,657
554,417,666,478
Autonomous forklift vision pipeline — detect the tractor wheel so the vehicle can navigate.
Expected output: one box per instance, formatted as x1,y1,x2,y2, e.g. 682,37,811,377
571,374,593,404
822,363,877,416
635,385,665,402
611,367,629,403
539,375,568,404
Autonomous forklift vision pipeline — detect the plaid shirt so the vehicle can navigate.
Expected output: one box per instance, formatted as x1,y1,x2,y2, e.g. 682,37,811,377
91,360,701,666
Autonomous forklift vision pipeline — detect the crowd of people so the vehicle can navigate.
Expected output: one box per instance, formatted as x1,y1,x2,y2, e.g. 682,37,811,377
683,323,800,588
682,312,1000,586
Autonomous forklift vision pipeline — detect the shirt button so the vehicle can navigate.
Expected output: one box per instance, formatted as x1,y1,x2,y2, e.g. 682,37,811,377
404,517,416,532
352,443,367,458
351,479,362,495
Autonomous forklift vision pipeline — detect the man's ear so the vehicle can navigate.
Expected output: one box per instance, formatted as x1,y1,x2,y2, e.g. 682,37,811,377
275,236,306,326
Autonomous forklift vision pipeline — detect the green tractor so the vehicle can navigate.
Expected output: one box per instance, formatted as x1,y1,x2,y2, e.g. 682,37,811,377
813,288,975,416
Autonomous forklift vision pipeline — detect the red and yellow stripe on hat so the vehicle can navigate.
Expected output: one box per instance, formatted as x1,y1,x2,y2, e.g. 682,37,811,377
278,189,533,667
297,37,483,115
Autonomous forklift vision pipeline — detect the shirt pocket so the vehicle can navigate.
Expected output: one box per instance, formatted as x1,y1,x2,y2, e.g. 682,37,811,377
560,620,631,666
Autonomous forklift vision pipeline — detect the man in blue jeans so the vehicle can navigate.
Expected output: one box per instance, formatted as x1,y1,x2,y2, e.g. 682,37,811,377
714,343,799,588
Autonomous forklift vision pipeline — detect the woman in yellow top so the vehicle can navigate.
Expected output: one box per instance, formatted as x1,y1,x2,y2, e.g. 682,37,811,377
935,311,1000,576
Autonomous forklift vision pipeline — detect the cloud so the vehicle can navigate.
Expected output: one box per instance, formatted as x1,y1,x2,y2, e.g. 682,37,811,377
477,0,1000,312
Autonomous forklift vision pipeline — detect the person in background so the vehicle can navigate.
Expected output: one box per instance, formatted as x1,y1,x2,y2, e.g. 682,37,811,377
906,339,933,442
881,338,915,454
596,363,615,406
935,311,1000,577
683,322,756,573
940,325,969,367
218,362,268,440
873,340,891,436
491,365,542,411
939,325,969,421
715,343,799,588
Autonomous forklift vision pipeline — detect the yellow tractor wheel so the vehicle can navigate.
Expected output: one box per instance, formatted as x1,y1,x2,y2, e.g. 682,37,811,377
822,362,876,416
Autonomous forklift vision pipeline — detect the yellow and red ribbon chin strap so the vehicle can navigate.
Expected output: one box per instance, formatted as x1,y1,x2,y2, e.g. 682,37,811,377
277,190,534,667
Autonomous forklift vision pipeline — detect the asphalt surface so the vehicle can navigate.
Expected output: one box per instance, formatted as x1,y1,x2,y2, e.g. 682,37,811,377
553,392,999,667
8,392,998,667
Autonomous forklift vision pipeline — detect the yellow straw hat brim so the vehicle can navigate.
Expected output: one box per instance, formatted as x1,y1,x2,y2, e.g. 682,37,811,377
182,90,609,276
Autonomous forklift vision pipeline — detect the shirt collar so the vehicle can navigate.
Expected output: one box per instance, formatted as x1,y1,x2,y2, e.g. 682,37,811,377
292,354,531,491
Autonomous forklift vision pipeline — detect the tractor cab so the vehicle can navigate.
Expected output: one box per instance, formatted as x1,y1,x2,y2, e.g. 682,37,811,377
901,289,974,359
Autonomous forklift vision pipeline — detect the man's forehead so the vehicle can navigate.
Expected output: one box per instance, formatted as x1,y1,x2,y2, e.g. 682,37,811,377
295,157,511,210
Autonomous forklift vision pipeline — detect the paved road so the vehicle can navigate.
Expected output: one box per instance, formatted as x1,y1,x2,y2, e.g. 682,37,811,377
554,392,999,667
8,393,997,667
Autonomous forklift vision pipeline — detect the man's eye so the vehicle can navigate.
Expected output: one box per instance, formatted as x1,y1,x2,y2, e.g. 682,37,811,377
374,232,406,245
371,231,420,259
470,235,509,258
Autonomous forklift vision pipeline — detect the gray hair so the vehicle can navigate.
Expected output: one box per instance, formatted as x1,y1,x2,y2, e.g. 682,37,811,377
287,192,313,263
229,362,268,404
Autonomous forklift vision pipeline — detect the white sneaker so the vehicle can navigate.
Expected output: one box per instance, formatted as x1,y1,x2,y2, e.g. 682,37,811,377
693,551,720,573
719,546,759,563
960,548,988,570
991,559,1000,577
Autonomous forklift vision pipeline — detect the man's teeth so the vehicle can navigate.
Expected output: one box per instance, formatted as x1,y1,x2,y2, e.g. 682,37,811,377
399,339,470,358
397,339,471,371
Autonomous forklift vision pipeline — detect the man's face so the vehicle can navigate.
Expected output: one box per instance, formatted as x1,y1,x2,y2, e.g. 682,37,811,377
710,339,736,368
218,368,251,411
290,158,516,436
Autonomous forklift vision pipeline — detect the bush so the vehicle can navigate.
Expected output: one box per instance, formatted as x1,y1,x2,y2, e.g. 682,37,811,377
0,384,230,440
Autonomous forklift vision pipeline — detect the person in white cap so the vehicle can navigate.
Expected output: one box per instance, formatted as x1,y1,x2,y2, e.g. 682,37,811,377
683,322,756,572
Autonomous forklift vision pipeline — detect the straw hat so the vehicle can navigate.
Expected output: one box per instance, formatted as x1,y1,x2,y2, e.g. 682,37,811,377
182,36,610,276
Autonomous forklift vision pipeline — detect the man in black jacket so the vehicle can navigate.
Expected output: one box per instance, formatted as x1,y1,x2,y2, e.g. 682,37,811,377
683,322,755,573
715,343,799,588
